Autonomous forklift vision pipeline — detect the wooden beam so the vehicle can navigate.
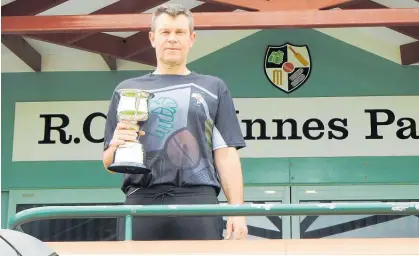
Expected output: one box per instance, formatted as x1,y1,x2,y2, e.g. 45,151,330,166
338,0,419,40
3,9,419,34
20,0,169,69
1,0,68,72
400,41,419,65
1,35,41,71
24,33,156,66
70,0,167,69
101,54,117,70
122,33,151,58
26,33,123,57
51,0,169,44
1,0,68,16
131,48,158,67
192,1,240,12
203,0,353,11
388,26,419,41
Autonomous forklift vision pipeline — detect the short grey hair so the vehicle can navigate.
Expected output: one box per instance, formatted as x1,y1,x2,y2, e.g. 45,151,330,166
151,4,194,33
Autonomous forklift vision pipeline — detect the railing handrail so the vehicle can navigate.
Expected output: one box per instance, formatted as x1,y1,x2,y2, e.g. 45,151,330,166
9,202,419,231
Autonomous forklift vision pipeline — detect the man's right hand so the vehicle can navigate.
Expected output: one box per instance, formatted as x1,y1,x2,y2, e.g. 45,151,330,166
109,121,145,149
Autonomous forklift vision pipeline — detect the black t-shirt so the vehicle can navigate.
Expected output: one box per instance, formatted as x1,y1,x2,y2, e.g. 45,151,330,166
103,72,246,194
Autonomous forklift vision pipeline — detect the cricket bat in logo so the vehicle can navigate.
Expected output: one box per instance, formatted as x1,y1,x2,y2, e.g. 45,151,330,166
289,46,309,67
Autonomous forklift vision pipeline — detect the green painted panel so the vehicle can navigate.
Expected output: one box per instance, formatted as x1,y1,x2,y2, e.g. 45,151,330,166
2,162,122,190
289,156,419,185
242,158,289,185
1,158,289,190
0,71,145,101
1,191,9,228
190,29,419,97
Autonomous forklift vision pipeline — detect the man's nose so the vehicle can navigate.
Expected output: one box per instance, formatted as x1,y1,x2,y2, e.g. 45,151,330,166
168,32,178,42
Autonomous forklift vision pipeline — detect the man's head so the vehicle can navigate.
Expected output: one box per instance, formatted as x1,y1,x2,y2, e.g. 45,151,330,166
149,4,196,67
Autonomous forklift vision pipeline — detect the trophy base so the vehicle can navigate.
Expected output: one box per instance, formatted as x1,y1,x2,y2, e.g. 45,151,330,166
108,162,151,174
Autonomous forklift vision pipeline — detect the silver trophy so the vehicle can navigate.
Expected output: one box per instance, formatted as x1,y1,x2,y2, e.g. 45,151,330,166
108,88,154,174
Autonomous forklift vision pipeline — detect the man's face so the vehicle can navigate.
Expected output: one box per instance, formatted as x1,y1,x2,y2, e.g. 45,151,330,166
149,13,196,66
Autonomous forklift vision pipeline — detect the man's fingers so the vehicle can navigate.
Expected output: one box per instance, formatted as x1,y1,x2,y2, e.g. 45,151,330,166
116,130,145,138
225,222,233,240
235,228,247,240
117,129,138,136
112,122,145,148
114,134,137,142
224,217,247,240
234,229,240,240
116,122,145,137
233,229,241,240
110,139,125,148
117,122,139,131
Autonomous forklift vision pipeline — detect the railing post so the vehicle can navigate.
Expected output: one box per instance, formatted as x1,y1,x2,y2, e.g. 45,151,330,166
125,215,133,241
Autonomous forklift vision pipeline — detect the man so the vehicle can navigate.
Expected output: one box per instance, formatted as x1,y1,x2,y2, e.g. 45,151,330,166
102,3,247,241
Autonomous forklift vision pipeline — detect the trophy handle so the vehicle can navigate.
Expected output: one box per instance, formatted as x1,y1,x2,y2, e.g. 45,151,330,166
135,91,154,134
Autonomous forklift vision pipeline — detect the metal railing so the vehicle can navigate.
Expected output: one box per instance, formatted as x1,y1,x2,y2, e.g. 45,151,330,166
8,202,419,240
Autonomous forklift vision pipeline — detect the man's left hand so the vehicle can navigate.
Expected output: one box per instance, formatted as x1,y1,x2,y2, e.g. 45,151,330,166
224,216,248,240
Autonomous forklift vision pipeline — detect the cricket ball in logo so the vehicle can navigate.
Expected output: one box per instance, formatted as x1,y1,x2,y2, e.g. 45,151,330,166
264,43,312,93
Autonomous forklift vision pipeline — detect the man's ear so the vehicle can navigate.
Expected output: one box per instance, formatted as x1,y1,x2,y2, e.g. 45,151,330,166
149,31,155,48
190,31,196,48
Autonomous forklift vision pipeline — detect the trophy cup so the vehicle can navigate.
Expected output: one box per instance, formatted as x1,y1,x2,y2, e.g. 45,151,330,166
108,89,154,174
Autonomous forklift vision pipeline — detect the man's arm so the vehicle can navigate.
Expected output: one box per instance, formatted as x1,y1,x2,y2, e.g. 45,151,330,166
214,146,247,240
214,147,244,204
103,145,117,174
212,78,247,240
102,89,119,174
212,79,246,203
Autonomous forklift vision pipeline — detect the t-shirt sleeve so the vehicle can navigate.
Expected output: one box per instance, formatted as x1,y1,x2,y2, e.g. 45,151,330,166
212,79,246,151
103,90,120,151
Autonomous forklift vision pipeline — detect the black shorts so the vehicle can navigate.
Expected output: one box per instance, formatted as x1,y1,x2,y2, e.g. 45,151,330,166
117,185,224,241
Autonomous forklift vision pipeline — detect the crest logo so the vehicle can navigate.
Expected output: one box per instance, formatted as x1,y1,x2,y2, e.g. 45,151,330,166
264,43,312,94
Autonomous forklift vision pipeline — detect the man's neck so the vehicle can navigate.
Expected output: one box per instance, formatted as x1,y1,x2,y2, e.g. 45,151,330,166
153,63,191,75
